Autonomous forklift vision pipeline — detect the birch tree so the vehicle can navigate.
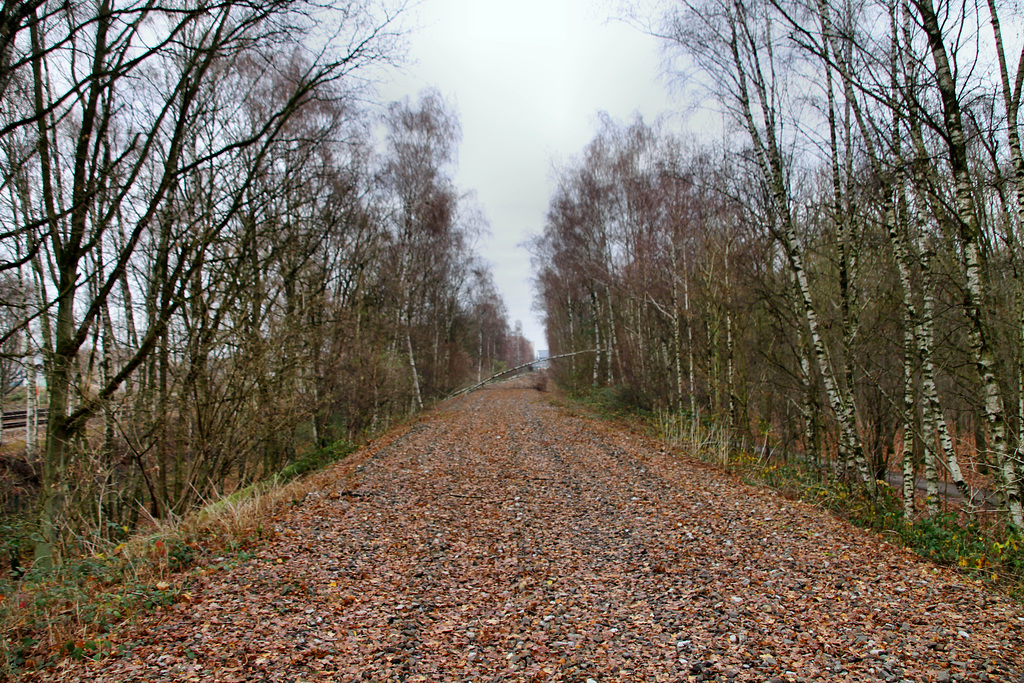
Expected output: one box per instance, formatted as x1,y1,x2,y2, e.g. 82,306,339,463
908,0,1022,526
662,0,872,488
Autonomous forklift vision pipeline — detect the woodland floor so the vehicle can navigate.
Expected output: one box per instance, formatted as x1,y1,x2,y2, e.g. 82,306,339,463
31,377,1024,682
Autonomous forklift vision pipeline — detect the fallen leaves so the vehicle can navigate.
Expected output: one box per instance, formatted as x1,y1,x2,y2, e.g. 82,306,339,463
25,377,1024,682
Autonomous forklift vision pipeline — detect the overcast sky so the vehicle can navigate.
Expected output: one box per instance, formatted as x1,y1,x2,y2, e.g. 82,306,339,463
376,0,675,352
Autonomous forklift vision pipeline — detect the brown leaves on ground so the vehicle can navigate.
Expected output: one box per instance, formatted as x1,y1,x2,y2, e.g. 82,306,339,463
30,378,1024,682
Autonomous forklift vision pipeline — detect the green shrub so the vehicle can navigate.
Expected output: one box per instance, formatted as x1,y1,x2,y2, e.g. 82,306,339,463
278,438,356,481
1,515,32,580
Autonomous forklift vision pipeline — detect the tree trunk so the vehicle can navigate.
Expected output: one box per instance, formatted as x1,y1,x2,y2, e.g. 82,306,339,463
987,0,1024,512
605,287,616,386
26,335,37,458
591,291,601,387
913,0,1022,527
902,324,917,517
673,247,685,415
725,6,870,490
406,321,423,413
724,244,735,430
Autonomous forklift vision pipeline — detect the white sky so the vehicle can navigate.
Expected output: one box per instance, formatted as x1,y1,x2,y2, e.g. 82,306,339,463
376,0,676,352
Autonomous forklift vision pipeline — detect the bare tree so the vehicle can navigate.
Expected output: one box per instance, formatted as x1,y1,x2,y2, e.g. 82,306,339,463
0,0,402,563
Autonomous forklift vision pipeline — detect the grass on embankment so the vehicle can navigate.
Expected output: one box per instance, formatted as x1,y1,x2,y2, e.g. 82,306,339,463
0,438,356,677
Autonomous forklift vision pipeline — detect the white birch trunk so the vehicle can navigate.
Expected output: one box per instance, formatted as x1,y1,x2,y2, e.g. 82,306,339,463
820,0,973,503
922,279,947,516
1020,299,1024,484
605,287,616,386
684,248,696,418
477,315,483,384
591,291,601,387
406,322,423,413
788,266,819,467
986,0,1024,246
567,294,577,376
724,244,735,430
902,325,917,517
924,432,939,513
921,251,966,499
27,341,37,458
726,13,870,490
914,0,1022,527
986,0,1024,508
673,256,685,415
895,2,970,505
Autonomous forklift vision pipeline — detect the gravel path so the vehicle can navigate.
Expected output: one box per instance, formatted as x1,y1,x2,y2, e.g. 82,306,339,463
38,378,1024,682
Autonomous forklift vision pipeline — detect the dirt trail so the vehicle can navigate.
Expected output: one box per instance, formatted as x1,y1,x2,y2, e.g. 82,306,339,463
37,378,1024,682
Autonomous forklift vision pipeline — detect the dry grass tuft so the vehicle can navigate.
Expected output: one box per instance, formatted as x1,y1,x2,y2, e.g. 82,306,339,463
654,409,732,467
